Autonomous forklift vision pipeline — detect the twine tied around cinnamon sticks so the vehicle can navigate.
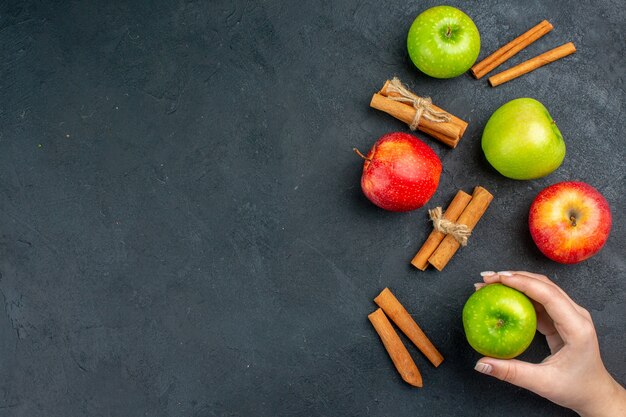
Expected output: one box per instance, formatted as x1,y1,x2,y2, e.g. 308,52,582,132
411,186,494,271
370,78,468,148
428,207,471,246
385,77,450,130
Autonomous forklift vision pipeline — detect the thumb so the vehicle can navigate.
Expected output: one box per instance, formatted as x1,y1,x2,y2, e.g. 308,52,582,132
475,358,544,393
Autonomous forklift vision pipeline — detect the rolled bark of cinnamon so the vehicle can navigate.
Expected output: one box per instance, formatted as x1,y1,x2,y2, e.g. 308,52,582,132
370,79,468,148
374,288,444,367
471,20,553,79
428,186,493,271
368,308,423,387
411,190,473,270
488,42,577,87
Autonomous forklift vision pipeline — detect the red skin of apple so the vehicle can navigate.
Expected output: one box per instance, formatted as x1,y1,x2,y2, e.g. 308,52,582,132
529,181,612,264
359,132,441,212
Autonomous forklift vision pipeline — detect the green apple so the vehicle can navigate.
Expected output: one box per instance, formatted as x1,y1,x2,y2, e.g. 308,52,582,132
463,284,537,359
482,98,566,180
407,6,480,78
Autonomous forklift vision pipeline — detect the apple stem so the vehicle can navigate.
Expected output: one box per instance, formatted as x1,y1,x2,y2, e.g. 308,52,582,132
353,148,371,161
446,25,452,37
570,216,577,227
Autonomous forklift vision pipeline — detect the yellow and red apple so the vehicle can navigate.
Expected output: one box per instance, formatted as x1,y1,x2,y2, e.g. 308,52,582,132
529,181,612,264
355,132,441,212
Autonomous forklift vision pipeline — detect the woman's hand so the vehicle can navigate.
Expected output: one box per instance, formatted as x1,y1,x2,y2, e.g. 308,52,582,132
473,271,626,417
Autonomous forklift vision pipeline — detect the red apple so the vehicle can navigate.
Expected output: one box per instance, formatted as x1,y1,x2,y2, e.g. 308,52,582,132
529,181,612,264
355,132,441,212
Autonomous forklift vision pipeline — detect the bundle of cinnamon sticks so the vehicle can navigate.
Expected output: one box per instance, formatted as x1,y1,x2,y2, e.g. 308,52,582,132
412,186,493,271
368,288,443,388
370,78,468,148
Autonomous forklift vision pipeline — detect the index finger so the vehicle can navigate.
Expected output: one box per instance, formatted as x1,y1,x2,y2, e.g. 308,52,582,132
508,271,580,304
483,273,584,339
505,271,590,317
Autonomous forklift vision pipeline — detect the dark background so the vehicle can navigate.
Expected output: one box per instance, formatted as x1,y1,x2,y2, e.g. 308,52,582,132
0,0,624,416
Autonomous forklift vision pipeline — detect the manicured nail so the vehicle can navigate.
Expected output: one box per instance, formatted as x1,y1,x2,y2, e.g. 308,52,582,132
474,283,486,291
497,271,513,276
475,362,493,375
480,271,496,277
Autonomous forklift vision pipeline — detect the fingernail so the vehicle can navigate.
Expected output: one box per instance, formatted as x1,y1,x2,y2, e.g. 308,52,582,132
474,283,486,291
480,271,496,277
497,271,513,276
474,362,493,375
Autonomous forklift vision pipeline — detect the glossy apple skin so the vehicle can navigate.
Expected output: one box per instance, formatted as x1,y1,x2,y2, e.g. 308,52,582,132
482,98,566,180
529,181,612,264
463,284,537,359
359,132,441,212
407,6,480,79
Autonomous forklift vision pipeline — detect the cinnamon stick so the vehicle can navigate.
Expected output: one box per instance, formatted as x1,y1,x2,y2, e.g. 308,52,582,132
428,186,493,271
411,190,473,270
370,79,468,148
489,42,576,87
379,80,469,138
374,288,444,367
370,94,459,148
471,20,553,79
368,308,423,387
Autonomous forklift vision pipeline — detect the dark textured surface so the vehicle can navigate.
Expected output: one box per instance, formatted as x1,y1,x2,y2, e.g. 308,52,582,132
0,0,624,415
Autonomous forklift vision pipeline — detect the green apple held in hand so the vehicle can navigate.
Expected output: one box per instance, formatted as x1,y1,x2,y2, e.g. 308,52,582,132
482,98,566,180
407,6,480,78
463,284,537,359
